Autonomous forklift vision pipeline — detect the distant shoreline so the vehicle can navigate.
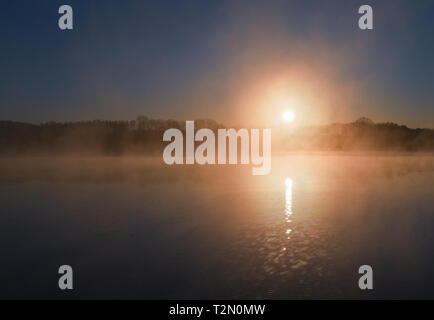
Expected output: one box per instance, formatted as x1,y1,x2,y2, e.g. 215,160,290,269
1,117,433,154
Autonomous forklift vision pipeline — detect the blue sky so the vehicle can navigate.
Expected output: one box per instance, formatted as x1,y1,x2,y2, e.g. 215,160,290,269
0,0,433,127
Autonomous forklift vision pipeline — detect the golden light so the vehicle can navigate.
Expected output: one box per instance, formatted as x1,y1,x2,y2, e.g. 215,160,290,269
283,110,295,123
285,177,293,188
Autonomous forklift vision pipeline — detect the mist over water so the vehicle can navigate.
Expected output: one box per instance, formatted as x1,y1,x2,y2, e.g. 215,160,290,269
0,154,433,299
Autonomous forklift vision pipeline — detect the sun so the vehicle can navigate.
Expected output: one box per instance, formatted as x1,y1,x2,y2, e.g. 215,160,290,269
283,110,295,123
285,177,293,188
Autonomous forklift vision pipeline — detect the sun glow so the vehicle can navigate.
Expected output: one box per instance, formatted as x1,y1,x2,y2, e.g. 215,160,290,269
283,110,295,123
285,177,293,188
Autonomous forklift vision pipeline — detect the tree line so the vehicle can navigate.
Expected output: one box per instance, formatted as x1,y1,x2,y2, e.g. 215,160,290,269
0,116,433,155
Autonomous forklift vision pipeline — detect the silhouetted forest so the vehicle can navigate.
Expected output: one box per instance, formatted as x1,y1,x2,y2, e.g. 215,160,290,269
275,117,434,152
0,117,222,155
0,116,433,155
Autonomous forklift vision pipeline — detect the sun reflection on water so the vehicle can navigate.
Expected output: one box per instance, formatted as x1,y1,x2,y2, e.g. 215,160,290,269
285,177,294,247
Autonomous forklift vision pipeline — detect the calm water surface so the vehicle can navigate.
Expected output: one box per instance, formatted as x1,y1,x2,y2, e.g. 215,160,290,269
0,154,433,299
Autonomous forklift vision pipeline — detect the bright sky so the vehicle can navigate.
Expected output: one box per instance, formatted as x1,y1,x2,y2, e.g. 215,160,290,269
1,0,433,128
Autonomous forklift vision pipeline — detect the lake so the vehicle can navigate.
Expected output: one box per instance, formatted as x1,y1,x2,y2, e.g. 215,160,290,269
0,154,433,299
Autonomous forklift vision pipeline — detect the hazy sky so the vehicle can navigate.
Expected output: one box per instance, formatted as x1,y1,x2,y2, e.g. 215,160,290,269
1,0,433,127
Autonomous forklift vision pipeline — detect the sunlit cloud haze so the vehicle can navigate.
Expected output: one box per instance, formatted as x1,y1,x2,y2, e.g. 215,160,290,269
0,0,433,127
